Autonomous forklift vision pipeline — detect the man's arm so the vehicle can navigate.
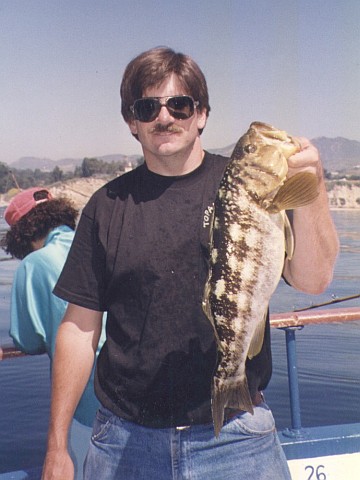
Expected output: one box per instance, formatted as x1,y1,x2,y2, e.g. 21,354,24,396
41,303,103,480
283,138,340,294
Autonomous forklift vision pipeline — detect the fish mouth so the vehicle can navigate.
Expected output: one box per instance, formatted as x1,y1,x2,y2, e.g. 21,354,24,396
251,122,291,142
250,121,300,152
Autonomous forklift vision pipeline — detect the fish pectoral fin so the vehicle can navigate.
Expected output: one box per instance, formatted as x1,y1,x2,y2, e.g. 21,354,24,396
268,172,319,212
212,377,253,437
284,211,294,259
248,314,267,359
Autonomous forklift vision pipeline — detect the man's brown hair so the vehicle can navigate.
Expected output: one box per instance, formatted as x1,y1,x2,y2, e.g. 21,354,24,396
120,46,210,128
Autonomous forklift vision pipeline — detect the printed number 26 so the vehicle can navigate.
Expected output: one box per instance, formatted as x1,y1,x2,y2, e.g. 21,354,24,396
305,465,326,480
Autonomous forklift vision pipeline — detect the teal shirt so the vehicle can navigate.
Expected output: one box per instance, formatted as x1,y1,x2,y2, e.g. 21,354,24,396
9,225,105,427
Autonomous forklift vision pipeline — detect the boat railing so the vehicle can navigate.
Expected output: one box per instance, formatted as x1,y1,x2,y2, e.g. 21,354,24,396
1,306,360,438
270,306,360,438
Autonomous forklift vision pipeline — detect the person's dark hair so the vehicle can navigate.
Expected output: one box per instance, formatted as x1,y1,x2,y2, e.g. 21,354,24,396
120,46,210,133
2,198,78,260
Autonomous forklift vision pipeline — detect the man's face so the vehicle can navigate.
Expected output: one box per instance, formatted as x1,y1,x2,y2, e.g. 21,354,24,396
128,74,207,165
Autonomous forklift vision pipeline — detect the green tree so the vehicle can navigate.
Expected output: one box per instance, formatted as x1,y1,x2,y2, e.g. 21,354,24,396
51,166,63,183
0,162,10,193
81,157,102,177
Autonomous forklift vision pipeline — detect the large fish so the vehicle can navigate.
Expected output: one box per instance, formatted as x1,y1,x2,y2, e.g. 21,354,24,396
203,121,319,437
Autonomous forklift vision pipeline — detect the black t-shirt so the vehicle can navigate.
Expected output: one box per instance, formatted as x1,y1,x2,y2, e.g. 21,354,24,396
54,151,272,427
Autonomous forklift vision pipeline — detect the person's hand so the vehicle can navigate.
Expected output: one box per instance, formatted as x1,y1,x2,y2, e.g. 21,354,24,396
287,137,323,180
41,448,74,480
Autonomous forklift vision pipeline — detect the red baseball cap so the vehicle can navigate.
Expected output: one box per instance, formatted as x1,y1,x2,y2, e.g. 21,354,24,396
4,187,53,226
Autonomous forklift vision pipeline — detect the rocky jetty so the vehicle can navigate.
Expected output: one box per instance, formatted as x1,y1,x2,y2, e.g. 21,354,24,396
47,176,110,210
326,181,360,209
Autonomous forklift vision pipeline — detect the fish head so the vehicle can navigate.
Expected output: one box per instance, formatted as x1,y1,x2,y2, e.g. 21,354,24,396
231,121,301,199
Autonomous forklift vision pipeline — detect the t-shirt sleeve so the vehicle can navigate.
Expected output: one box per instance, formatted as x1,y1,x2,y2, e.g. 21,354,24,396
54,200,107,312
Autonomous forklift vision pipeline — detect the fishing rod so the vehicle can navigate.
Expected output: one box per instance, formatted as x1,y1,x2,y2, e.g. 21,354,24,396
293,293,360,312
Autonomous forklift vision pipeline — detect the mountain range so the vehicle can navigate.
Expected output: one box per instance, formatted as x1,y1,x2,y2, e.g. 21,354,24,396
209,136,360,175
6,136,360,175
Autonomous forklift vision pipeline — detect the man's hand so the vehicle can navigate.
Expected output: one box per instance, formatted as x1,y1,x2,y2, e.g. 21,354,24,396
41,448,74,480
287,137,322,179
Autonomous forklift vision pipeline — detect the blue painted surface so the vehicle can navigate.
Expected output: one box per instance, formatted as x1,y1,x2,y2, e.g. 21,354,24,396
0,467,42,480
279,423,360,460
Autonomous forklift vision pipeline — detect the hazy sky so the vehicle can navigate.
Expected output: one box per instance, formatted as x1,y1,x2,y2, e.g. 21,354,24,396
1,0,359,164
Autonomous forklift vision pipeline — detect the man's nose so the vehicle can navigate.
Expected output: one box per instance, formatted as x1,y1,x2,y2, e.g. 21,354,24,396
156,104,174,122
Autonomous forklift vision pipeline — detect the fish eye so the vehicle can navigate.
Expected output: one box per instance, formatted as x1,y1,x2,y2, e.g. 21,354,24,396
244,144,256,154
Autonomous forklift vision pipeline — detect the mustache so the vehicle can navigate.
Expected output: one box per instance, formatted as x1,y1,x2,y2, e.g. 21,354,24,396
150,123,183,134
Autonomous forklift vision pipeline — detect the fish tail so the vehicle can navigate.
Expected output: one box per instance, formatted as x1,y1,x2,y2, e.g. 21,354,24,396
212,376,254,437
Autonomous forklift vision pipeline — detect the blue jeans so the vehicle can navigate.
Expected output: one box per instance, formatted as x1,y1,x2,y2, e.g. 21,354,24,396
84,403,291,479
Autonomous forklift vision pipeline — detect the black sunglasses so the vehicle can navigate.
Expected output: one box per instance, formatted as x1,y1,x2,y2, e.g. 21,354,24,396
130,95,199,123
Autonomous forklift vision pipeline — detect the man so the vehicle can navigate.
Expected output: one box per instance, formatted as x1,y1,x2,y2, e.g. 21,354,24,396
3,187,105,479
42,47,339,479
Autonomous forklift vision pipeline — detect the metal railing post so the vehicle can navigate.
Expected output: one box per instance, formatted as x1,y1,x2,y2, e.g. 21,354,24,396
282,325,307,438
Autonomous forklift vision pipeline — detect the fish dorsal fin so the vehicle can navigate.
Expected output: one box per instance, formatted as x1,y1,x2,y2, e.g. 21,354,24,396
248,313,267,359
283,211,294,260
268,172,319,212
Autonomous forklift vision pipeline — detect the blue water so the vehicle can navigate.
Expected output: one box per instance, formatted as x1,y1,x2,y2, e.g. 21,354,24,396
0,209,359,473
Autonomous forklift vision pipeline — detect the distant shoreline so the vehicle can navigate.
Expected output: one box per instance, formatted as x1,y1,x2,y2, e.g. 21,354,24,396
1,177,360,211
329,207,360,212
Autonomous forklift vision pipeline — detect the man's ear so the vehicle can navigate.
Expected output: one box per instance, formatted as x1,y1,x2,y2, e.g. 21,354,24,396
197,108,207,131
128,119,138,135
